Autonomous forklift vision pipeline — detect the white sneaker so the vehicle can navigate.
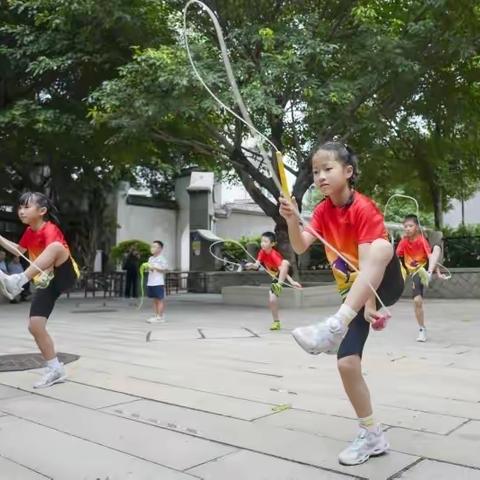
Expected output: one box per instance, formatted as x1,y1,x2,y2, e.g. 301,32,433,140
0,271,24,300
416,328,427,342
33,364,66,389
292,316,347,355
338,427,389,465
146,316,165,324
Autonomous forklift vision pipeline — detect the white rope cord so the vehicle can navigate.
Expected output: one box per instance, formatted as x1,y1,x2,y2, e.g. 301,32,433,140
383,194,451,280
208,239,300,289
183,0,392,320
0,235,47,276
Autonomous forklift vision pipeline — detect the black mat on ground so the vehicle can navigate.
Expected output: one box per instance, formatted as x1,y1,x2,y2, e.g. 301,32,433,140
0,352,80,372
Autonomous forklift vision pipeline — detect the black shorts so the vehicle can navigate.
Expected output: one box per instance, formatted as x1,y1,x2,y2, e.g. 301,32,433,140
411,274,424,298
337,256,405,359
30,257,78,319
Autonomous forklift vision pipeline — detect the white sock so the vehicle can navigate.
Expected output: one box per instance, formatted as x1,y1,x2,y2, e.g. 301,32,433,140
333,304,357,327
16,272,29,286
47,357,61,370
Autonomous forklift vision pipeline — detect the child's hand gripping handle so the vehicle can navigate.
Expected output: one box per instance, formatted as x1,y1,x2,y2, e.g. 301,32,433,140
371,312,391,331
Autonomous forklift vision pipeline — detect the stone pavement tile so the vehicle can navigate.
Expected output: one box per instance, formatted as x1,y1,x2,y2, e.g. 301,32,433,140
396,459,480,479
256,409,358,441
0,416,197,480
187,450,355,480
0,384,29,401
257,406,466,438
386,427,480,468
198,328,258,339
71,369,276,420
379,394,480,421
0,371,137,409
104,400,418,480
450,420,480,442
0,395,236,471
0,456,48,480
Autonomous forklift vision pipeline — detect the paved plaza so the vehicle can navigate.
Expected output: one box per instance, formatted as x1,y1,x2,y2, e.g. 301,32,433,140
0,294,479,479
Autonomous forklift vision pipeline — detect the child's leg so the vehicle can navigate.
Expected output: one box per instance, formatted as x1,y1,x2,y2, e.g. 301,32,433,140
336,313,389,466
338,355,372,418
28,316,57,361
157,299,165,317
24,242,69,279
268,292,279,322
343,239,393,313
412,275,425,328
28,286,67,388
277,260,289,285
413,295,425,328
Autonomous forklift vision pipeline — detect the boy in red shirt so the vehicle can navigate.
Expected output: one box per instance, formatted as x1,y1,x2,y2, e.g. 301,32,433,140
245,231,301,330
396,215,433,342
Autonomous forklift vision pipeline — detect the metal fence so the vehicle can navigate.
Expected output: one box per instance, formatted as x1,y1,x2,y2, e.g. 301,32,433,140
67,270,207,298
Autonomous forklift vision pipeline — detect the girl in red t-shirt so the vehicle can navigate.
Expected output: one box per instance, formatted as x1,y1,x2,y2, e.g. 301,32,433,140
280,140,404,466
0,192,78,389
245,231,301,330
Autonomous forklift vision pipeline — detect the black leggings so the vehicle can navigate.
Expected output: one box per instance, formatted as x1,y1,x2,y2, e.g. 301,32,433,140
337,256,405,359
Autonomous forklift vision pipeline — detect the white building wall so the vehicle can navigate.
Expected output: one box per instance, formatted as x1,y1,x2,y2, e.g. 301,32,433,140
116,186,177,269
444,192,480,227
215,211,275,239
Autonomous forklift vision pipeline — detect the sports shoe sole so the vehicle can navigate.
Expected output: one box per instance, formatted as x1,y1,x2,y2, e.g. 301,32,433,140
291,330,320,355
33,375,67,389
338,441,390,466
0,278,15,300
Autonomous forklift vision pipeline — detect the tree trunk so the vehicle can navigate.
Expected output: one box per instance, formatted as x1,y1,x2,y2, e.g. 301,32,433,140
274,217,299,280
431,184,443,229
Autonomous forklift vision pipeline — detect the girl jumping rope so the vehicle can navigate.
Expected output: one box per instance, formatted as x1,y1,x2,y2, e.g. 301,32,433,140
279,141,405,466
0,192,79,388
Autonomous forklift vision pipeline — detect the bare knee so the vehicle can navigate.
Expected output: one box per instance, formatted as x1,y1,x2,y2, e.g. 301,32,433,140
413,296,423,308
28,317,47,337
369,239,394,263
337,355,361,377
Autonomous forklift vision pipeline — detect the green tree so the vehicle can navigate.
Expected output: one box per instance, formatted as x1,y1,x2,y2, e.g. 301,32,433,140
91,0,480,266
0,0,175,266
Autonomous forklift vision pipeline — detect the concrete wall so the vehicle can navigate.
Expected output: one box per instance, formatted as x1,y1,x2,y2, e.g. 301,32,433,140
116,185,177,269
402,268,480,299
444,192,480,227
187,270,335,294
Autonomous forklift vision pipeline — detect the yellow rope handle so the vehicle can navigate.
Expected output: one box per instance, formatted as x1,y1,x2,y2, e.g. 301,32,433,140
276,151,290,198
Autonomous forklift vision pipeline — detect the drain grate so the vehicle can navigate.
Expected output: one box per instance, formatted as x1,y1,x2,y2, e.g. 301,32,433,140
0,352,80,372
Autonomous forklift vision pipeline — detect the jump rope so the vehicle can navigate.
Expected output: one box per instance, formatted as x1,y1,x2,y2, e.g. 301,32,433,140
383,194,451,281
0,3,450,316
183,0,394,329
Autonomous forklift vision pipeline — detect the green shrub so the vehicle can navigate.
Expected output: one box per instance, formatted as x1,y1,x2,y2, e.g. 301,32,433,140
222,235,261,262
443,225,480,267
111,240,151,267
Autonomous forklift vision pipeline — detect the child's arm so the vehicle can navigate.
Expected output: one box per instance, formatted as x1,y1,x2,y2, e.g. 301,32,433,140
244,261,260,270
0,235,26,256
279,197,316,254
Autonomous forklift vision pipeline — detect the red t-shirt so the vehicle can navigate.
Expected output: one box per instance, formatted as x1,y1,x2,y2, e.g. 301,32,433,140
19,221,70,261
257,248,284,275
308,192,387,296
396,235,431,273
